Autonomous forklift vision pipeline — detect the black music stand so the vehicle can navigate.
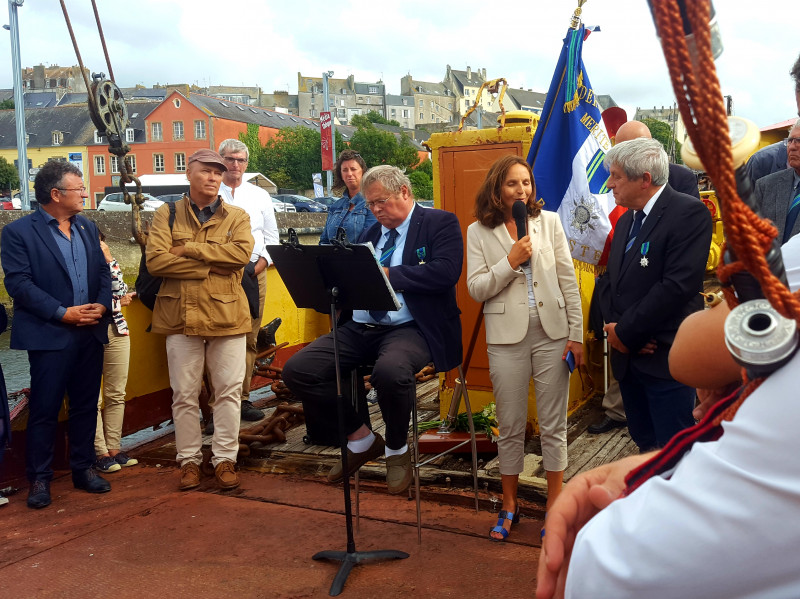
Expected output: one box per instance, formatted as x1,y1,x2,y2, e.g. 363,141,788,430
268,233,407,597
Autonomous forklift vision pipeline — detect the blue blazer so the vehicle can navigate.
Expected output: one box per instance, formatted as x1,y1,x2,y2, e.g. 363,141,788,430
601,185,711,380
1,210,111,350
359,204,463,372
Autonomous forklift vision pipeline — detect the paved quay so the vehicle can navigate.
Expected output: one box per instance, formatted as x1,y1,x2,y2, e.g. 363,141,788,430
1,464,543,598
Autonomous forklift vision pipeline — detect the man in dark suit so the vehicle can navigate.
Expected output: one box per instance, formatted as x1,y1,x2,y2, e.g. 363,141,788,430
600,139,711,451
755,119,800,244
745,53,800,183
1,160,112,509
282,165,463,495
589,120,701,436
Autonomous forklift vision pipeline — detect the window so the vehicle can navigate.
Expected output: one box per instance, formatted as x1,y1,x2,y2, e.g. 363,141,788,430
151,122,162,141
110,155,120,174
339,99,344,107
194,120,206,139
173,121,184,141
127,154,137,173
402,109,410,118
430,101,434,109
419,100,423,108
419,112,424,120
94,155,106,175
125,128,135,143
369,86,378,94
173,98,181,108
175,153,186,172
391,108,396,116
153,153,165,173
94,130,104,144
52,131,62,146
448,102,453,109
364,96,370,104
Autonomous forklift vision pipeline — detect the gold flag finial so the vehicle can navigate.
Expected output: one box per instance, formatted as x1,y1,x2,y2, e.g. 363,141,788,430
570,0,587,29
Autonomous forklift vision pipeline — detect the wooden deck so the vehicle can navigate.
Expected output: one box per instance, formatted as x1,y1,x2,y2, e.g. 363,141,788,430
139,378,637,507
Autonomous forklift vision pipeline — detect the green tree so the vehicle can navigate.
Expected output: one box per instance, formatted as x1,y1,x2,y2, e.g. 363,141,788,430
414,158,433,177
245,125,348,191
408,170,432,201
0,156,20,192
643,118,683,164
0,98,13,110
349,118,419,171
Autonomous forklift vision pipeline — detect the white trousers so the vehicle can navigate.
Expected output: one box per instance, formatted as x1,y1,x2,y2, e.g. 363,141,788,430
166,334,246,467
487,308,569,474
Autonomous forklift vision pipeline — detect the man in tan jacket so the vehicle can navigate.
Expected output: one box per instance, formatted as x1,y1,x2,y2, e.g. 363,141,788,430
146,149,254,491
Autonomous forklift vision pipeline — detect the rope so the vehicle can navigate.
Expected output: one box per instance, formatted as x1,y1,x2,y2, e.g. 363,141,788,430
652,0,800,425
653,0,800,323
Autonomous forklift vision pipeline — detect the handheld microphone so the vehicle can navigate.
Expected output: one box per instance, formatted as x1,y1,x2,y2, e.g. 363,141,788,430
512,200,529,267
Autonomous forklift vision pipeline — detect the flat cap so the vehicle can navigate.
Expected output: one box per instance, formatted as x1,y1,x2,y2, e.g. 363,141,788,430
187,148,227,171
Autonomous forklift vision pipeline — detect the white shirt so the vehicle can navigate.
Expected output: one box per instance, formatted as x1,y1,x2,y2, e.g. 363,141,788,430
219,180,278,265
565,236,800,599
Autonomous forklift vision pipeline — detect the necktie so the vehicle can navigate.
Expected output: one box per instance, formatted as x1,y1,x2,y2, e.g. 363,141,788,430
369,228,399,323
625,210,645,253
782,188,800,244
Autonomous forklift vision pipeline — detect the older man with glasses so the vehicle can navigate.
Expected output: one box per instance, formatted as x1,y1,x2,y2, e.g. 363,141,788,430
201,139,279,430
1,159,112,509
755,118,800,244
282,165,463,495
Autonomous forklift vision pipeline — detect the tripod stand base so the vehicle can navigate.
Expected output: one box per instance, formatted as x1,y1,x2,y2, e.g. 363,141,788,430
313,549,409,596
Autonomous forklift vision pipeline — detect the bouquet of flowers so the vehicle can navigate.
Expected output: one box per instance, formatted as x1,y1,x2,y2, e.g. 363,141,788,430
417,402,499,442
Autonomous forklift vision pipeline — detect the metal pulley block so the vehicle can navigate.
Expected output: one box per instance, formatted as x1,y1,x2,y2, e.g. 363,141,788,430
89,74,130,156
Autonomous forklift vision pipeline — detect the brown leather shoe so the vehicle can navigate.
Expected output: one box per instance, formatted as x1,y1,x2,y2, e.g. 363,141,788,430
214,460,240,490
326,433,385,483
179,462,200,490
385,450,413,495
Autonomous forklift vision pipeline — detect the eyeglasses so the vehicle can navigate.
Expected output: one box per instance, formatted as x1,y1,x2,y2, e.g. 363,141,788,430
58,186,87,194
223,156,248,164
365,197,392,211
785,137,800,147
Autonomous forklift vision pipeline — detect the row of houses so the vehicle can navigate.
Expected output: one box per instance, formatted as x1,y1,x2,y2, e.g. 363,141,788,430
0,89,425,208
8,63,615,130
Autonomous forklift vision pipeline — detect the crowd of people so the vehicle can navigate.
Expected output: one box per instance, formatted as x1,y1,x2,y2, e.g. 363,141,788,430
0,50,798,594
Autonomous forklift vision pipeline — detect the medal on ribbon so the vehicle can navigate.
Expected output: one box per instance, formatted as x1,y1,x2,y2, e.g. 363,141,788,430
416,247,427,264
640,242,650,267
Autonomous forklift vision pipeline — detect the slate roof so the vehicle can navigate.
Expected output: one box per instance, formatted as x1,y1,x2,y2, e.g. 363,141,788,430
354,82,385,95
24,92,58,108
449,69,486,92
505,88,546,112
385,94,414,107
0,104,94,149
406,79,453,97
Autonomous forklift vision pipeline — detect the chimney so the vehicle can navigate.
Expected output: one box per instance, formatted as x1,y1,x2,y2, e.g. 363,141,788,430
34,64,45,89
482,68,487,79
467,66,471,80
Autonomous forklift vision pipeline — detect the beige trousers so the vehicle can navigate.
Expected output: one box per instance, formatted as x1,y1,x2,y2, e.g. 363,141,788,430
242,268,268,399
94,323,131,455
602,374,627,421
487,308,569,474
166,334,246,467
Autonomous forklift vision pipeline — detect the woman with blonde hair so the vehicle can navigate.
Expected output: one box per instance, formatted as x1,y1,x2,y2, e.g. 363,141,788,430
466,155,583,541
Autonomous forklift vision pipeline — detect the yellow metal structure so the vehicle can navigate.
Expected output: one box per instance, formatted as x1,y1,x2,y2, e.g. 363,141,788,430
426,111,604,430
701,190,724,274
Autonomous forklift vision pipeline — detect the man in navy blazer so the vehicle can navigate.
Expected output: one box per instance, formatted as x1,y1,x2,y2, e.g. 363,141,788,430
599,139,711,452
283,165,463,495
1,160,112,509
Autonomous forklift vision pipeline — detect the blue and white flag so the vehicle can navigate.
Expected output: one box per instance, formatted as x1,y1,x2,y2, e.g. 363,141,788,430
527,25,619,266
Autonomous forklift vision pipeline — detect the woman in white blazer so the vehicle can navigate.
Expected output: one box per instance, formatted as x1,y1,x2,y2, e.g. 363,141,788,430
466,155,583,541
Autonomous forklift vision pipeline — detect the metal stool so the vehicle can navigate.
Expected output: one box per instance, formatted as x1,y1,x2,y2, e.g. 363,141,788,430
410,363,479,543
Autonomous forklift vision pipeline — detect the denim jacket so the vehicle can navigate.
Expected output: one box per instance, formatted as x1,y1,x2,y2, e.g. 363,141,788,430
319,191,377,244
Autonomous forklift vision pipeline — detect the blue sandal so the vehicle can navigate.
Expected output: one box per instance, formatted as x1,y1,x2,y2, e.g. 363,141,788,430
489,509,520,542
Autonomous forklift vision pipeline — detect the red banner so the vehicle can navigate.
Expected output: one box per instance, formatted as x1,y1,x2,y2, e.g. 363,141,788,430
320,111,334,171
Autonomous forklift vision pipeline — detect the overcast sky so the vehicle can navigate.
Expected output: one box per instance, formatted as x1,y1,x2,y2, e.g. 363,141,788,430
2,0,796,128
